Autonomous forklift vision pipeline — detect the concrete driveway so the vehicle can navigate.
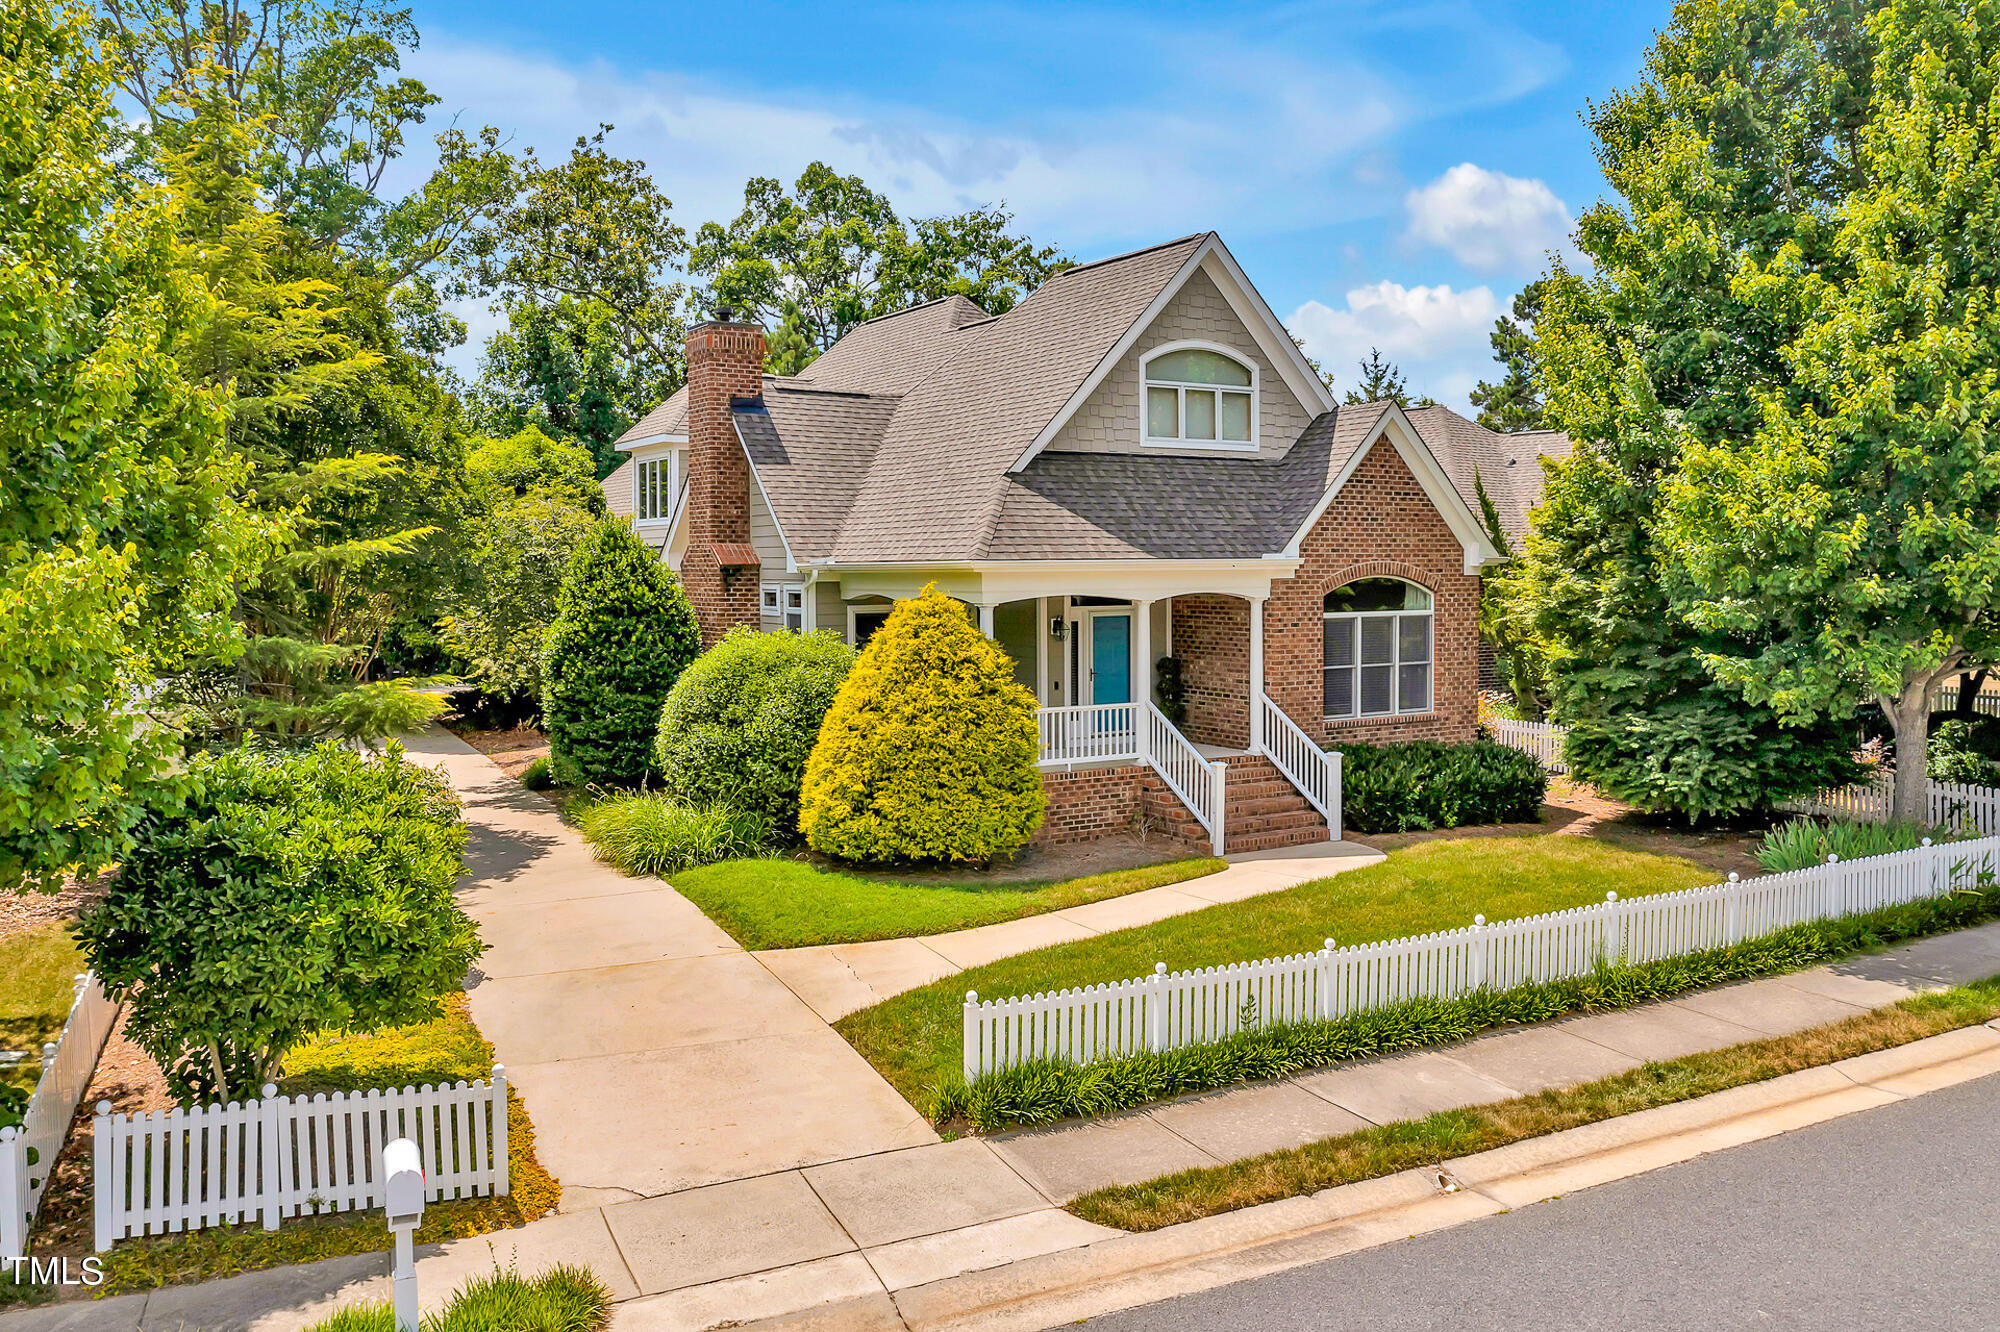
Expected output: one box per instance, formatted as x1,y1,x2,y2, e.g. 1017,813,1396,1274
406,730,935,1205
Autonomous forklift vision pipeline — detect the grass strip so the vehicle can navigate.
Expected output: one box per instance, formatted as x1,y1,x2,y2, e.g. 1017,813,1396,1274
937,882,2000,1132
1069,974,2000,1231
841,838,1713,1108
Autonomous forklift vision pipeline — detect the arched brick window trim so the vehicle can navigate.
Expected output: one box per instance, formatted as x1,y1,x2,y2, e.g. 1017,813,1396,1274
1312,561,1441,602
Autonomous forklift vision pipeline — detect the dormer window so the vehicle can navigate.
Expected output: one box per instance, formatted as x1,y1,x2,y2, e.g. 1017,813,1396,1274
1142,344,1256,449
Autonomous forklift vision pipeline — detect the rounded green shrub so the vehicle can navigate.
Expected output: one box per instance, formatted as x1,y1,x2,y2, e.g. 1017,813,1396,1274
1340,739,1548,833
800,587,1045,862
540,519,701,786
655,626,856,833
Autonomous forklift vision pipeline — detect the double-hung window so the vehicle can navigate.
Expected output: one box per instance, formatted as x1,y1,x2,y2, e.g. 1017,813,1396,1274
1324,578,1432,718
1142,346,1256,448
633,452,678,522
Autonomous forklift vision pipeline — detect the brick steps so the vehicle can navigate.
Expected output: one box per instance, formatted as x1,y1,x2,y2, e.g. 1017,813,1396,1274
1220,754,1329,854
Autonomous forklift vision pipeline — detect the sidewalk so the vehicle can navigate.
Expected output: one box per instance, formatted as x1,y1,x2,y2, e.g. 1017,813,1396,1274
757,841,1385,1023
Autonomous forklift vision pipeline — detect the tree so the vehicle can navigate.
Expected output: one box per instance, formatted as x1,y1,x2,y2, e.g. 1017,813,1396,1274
1473,473,1549,717
1656,0,2000,821
1470,281,1550,432
691,163,1069,350
1342,348,1435,407
473,298,648,478
1,0,260,893
763,299,820,377
654,627,856,833
800,588,1045,862
541,519,701,785
1516,0,1877,821
76,742,478,1101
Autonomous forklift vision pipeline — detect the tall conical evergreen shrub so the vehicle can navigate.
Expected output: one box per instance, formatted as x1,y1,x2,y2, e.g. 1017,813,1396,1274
541,519,701,785
800,588,1044,862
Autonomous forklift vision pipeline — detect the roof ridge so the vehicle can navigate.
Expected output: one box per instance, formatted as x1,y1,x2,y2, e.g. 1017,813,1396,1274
841,293,989,332
1043,232,1211,281
756,383,902,402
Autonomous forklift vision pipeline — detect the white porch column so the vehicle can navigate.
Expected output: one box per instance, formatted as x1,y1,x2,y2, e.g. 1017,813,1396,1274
1134,599,1153,708
977,603,994,637
1035,597,1049,704
1249,596,1266,753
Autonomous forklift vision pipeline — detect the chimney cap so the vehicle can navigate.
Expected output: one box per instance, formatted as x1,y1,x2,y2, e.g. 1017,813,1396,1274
714,303,736,323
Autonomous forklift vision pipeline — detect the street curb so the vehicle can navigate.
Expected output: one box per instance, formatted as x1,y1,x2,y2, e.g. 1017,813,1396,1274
685,1019,2000,1331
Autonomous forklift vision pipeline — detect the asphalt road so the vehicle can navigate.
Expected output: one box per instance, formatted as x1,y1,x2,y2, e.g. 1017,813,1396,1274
1078,1068,2000,1331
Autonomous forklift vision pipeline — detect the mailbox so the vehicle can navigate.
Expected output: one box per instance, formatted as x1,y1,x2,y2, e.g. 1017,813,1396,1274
383,1139,426,1231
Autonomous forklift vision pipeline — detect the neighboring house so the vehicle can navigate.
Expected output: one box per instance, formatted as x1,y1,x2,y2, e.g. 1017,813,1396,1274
603,232,1566,855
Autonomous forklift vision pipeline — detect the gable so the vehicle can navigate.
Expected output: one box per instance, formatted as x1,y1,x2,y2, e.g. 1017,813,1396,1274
1044,266,1313,462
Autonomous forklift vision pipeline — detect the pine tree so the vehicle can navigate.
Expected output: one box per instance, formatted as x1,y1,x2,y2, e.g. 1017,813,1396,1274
1342,347,1411,406
1470,281,1549,432
764,299,820,376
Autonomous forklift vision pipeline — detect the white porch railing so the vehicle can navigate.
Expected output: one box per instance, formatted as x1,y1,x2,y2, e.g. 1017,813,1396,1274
961,835,2000,1079
1,973,117,1260
93,1068,509,1251
1037,703,1139,765
1146,704,1225,855
1257,692,1342,840
1490,718,1569,773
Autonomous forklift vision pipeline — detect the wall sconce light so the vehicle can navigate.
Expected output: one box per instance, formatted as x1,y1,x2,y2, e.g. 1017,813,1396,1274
1050,617,1067,641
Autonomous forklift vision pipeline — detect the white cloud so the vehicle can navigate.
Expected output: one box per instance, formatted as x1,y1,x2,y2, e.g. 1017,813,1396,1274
1403,163,1569,271
1288,281,1500,409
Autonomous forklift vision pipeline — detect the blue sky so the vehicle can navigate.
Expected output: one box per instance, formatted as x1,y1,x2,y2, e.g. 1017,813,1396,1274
400,0,1665,408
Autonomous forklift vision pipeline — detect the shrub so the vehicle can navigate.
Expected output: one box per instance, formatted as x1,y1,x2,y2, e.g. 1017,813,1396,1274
1338,740,1547,833
800,588,1045,863
447,490,597,718
935,876,2000,1132
1929,718,2000,785
654,627,855,833
1755,816,1963,873
74,743,480,1103
1561,705,1862,825
521,756,554,790
540,519,701,786
301,1263,613,1332
579,793,770,876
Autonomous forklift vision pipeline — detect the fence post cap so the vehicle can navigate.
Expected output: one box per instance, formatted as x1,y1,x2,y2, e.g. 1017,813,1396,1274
1922,837,1933,847
42,1042,56,1059
1827,853,1840,864
262,1083,279,1099
1324,937,1337,951
964,990,979,1003
95,1100,112,1115
1473,914,1486,927
1606,891,1618,902
1728,871,1739,882
1153,962,1169,976
0,1125,16,1142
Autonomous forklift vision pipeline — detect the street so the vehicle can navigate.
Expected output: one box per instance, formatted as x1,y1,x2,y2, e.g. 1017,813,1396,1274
1079,1067,2000,1330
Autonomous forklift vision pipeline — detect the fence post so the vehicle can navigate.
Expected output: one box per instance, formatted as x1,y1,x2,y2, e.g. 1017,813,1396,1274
93,1101,115,1252
260,1084,284,1230
490,1066,510,1197
961,992,980,1082
1604,892,1622,965
1724,873,1742,945
1,1127,23,1261
1316,939,1336,1019
1822,854,1841,920
1468,916,1487,991
1146,963,1168,1052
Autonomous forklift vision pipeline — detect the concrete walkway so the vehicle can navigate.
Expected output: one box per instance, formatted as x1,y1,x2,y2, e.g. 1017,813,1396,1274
757,841,1386,1023
408,730,936,1203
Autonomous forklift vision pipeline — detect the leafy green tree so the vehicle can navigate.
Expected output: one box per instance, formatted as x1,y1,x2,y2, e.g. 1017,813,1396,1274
1,0,260,893
800,589,1044,862
691,163,1069,350
473,298,645,478
1470,281,1550,432
1473,473,1549,717
1517,0,1876,821
76,742,479,1101
655,627,856,833
1656,0,2000,820
541,520,701,785
465,423,600,509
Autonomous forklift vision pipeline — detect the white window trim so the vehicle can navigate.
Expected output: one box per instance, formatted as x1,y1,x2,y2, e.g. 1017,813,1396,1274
632,449,681,525
846,602,893,646
762,581,807,631
1139,339,1259,452
1323,580,1434,720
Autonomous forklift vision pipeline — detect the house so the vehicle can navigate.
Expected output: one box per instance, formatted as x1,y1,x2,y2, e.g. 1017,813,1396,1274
602,232,1563,856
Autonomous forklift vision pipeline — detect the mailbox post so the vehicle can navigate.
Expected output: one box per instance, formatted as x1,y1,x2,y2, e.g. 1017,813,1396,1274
383,1138,425,1332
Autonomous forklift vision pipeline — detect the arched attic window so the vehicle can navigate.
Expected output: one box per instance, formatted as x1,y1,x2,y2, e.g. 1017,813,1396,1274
1324,578,1432,718
1142,344,1256,448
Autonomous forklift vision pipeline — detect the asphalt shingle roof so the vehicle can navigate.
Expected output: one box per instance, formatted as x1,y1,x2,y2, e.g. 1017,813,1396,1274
795,296,991,396
732,386,901,562
1403,406,1570,544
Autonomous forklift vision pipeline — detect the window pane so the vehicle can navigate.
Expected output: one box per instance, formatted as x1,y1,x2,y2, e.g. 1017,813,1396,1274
1219,391,1251,441
786,612,804,632
1324,617,1355,668
1184,389,1216,440
1360,616,1393,665
1399,662,1431,712
1399,614,1431,663
1324,666,1355,717
762,587,778,610
1360,664,1394,715
1146,386,1179,437
1146,348,1252,386
786,588,804,610
1325,578,1430,613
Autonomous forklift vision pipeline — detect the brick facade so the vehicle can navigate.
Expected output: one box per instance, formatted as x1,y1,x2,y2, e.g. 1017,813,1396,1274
683,320,766,647
1034,764,1210,851
1172,595,1250,749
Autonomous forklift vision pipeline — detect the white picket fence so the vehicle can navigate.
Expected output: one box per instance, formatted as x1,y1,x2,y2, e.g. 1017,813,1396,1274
1931,683,2000,717
92,1068,509,1250
1779,772,2000,837
960,835,2000,1079
0,974,118,1258
1489,718,1569,773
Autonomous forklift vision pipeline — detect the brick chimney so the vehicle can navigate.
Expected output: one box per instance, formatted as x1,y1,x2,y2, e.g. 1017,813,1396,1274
682,311,765,646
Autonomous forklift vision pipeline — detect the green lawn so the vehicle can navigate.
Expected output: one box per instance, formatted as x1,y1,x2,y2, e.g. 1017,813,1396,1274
0,921,84,1102
835,836,1715,1109
667,856,1226,950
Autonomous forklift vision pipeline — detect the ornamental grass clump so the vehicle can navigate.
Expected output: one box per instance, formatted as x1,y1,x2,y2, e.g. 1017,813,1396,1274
541,519,701,787
654,626,855,834
1755,815,1963,873
579,792,770,876
301,1263,612,1332
800,587,1045,863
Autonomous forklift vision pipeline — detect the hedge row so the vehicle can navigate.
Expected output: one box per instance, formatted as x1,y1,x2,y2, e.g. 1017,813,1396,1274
1340,739,1547,833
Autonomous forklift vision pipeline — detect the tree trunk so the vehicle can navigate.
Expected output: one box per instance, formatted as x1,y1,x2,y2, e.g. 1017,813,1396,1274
1884,680,1933,824
1958,669,1990,717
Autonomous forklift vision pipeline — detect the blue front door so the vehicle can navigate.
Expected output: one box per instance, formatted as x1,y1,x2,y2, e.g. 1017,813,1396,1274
1090,614,1132,706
